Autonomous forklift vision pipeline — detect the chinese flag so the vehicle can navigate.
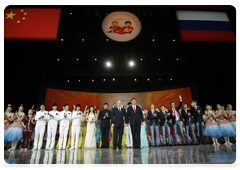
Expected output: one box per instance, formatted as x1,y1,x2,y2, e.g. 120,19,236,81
4,8,62,40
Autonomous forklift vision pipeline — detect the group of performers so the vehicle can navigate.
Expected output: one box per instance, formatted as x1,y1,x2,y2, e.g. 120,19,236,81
4,95,236,151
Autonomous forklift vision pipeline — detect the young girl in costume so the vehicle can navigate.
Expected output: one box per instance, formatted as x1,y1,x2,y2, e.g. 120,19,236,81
226,104,236,140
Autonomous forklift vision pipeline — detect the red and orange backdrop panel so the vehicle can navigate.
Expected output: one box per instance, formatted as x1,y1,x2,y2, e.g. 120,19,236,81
45,87,192,111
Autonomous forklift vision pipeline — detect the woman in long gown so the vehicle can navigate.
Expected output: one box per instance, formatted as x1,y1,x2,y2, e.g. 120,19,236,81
140,110,149,148
84,106,97,149
95,110,101,148
78,111,87,148
226,104,236,140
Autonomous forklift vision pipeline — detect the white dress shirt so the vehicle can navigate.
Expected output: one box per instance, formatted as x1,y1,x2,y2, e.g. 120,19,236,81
132,105,136,111
172,109,180,121
59,111,72,127
72,111,82,126
35,110,48,126
47,110,60,126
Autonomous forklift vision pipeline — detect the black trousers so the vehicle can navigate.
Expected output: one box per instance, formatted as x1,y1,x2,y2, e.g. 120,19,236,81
113,127,124,148
131,124,141,148
101,127,110,148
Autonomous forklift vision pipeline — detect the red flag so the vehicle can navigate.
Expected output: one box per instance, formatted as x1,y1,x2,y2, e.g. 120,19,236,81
4,8,61,40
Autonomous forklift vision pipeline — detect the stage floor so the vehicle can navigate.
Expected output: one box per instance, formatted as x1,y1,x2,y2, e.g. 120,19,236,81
4,144,236,164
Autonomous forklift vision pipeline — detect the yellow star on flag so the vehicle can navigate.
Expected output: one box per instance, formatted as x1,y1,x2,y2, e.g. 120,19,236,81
5,11,16,19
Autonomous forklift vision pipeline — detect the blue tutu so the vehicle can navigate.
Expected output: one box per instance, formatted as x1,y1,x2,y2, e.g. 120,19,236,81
232,121,238,137
218,123,236,137
203,124,222,138
4,126,23,142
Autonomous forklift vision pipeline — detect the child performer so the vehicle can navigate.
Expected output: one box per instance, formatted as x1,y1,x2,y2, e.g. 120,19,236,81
70,104,82,150
226,104,236,140
45,103,60,150
58,103,72,150
4,104,14,135
32,103,48,150
21,106,36,150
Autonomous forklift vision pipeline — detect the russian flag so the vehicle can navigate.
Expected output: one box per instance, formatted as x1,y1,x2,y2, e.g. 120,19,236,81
176,11,236,42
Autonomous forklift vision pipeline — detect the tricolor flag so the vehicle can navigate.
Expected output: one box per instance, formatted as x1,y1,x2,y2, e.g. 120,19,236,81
176,11,235,42
4,8,62,40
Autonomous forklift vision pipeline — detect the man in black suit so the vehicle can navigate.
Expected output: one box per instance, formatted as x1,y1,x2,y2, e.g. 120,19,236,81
168,95,186,145
158,105,173,146
147,103,160,147
111,100,126,149
125,98,144,149
190,100,206,144
181,103,197,145
98,103,111,148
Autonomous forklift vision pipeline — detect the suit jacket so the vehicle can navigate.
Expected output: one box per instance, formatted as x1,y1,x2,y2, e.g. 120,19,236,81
168,100,183,125
158,111,171,126
111,107,126,128
190,106,204,123
147,110,159,126
98,109,111,128
125,105,144,126
181,109,194,126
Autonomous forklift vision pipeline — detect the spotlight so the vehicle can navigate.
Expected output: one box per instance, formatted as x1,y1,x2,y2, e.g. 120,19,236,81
57,59,60,61
113,78,115,81
173,39,175,42
82,39,84,41
92,79,94,82
67,80,69,82
134,79,137,81
158,59,161,61
129,61,134,66
95,58,97,61
77,59,79,61
95,13,97,15
176,58,178,61
147,78,150,81
159,79,161,81
106,39,109,41
103,79,106,81
152,39,155,41
106,62,111,67
70,12,72,15
78,80,80,82
170,78,172,81
140,58,143,61
61,39,63,41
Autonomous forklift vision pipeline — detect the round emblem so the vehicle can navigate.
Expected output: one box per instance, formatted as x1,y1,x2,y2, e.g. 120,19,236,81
102,11,141,42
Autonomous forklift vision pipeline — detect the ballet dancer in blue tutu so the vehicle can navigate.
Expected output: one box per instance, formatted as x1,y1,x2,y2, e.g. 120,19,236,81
226,104,236,140
203,105,222,145
5,104,26,150
215,104,235,145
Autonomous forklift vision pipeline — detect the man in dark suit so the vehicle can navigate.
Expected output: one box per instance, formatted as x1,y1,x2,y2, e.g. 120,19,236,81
158,105,173,146
125,98,144,149
181,103,197,145
111,100,126,149
98,103,111,148
168,95,186,145
190,100,206,144
147,103,160,147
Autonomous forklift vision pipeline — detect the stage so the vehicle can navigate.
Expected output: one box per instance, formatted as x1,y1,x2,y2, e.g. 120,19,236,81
4,144,236,164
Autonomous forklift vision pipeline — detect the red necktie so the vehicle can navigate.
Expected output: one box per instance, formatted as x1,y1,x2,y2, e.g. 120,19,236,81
133,106,136,113
173,109,177,120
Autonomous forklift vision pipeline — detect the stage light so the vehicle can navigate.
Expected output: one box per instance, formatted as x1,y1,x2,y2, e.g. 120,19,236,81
140,58,143,61
106,39,109,41
61,39,63,41
176,58,178,61
158,59,161,61
95,13,97,15
67,80,69,82
173,39,175,42
78,80,80,82
70,12,72,15
57,59,60,61
103,79,106,81
152,39,155,41
95,58,97,61
106,62,111,67
92,79,94,82
134,79,137,81
113,78,115,81
147,78,150,81
170,78,172,81
159,79,161,81
82,39,84,41
129,61,134,66
77,58,79,61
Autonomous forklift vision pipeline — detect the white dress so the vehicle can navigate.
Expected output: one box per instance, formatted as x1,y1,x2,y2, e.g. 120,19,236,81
84,114,96,149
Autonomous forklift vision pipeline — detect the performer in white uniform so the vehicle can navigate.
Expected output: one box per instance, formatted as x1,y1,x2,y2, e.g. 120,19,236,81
45,103,60,150
70,104,82,150
32,103,48,150
125,102,133,148
58,103,72,150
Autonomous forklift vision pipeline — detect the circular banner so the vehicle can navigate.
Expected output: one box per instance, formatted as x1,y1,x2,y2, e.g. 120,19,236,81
102,11,142,42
